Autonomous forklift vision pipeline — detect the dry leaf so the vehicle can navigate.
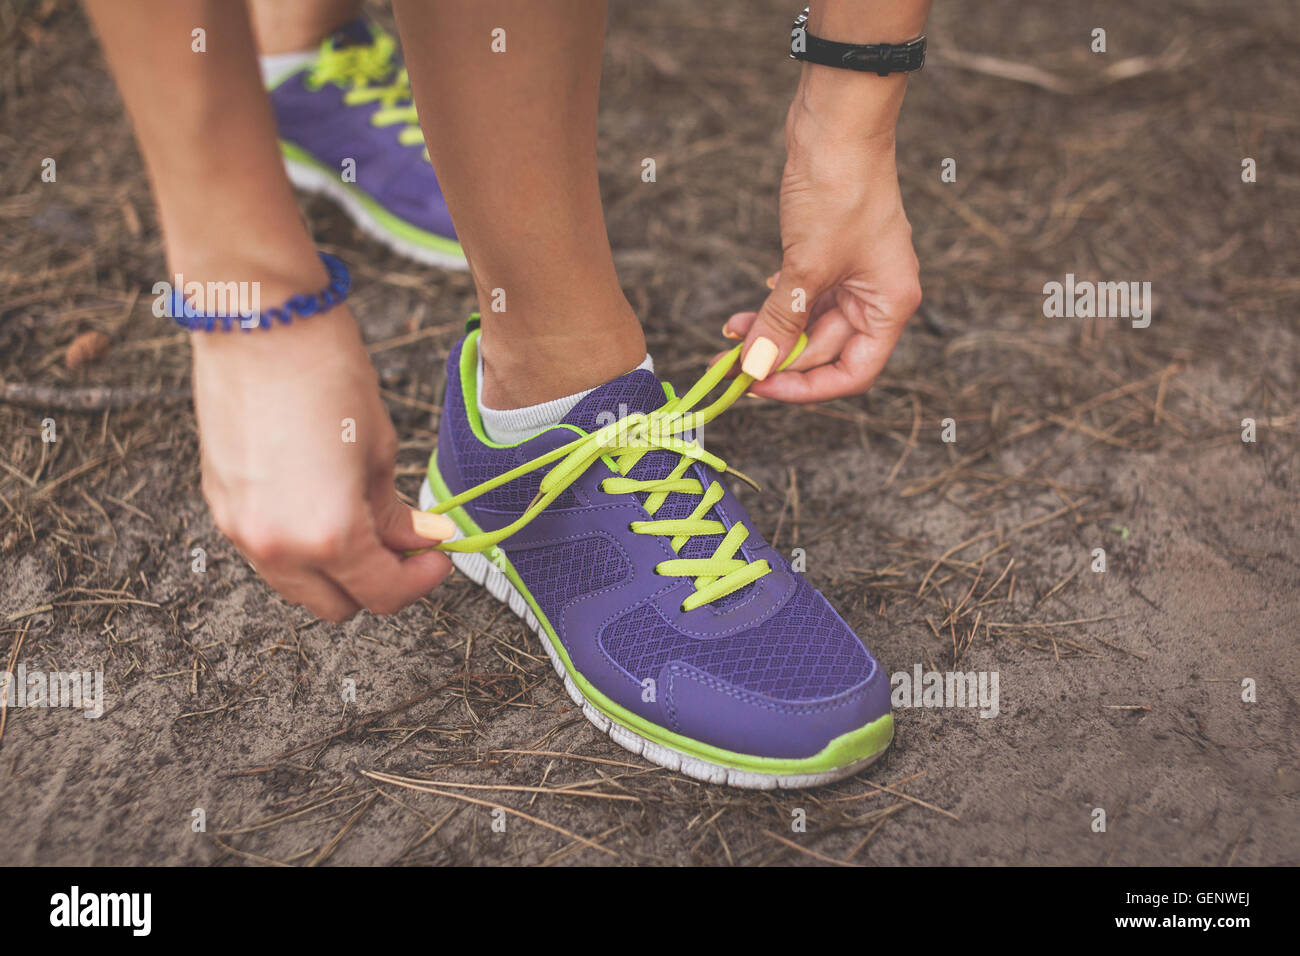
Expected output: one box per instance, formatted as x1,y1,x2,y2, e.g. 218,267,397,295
65,330,110,370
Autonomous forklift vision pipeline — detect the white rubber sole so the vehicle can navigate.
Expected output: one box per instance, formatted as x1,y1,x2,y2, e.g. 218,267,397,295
284,157,468,271
419,479,887,790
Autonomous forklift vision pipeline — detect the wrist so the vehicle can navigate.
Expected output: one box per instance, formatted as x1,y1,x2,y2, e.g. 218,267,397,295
788,69,904,150
190,303,363,367
788,2,929,142
168,249,348,350
804,4,929,46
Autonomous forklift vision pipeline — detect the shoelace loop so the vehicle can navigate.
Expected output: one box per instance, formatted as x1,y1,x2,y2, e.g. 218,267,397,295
431,335,807,612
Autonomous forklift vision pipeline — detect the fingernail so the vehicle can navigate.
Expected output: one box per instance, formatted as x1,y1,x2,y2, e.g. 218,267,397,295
722,324,741,340
741,336,779,381
413,511,457,541
765,274,778,290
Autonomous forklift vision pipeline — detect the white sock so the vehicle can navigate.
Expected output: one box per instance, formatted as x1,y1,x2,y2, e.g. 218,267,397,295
476,347,654,445
259,49,319,87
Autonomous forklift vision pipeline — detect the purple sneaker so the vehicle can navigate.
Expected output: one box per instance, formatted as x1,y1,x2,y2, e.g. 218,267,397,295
266,20,465,269
419,321,893,789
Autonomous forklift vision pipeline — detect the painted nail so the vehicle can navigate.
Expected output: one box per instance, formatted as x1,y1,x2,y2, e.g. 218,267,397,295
413,511,457,541
741,336,779,381
765,273,778,290
722,324,741,340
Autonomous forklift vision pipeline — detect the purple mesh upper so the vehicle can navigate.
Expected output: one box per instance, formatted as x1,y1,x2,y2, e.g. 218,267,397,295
558,365,872,698
561,368,665,430
599,576,872,700
510,535,631,618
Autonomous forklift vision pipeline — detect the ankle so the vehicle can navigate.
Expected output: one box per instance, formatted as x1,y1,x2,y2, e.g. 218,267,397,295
478,319,647,410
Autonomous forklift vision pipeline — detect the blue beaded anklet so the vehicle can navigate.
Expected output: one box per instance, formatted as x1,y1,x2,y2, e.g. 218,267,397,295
168,253,351,332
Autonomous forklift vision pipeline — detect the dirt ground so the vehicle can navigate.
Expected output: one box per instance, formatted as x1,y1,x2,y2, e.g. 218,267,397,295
1,0,1297,866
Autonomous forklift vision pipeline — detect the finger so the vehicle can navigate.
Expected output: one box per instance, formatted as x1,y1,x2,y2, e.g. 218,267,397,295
260,564,361,622
373,492,458,552
725,280,842,341
721,311,757,341
740,264,824,381
782,310,855,372
750,332,901,404
327,533,454,617
725,306,850,375
713,311,755,377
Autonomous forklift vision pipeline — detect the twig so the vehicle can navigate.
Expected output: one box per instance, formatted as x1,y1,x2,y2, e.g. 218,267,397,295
760,830,860,868
361,770,618,858
931,35,1190,96
987,614,1124,630
1,381,188,410
366,776,638,802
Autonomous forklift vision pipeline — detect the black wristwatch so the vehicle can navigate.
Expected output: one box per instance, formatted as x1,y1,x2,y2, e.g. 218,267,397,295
790,8,926,76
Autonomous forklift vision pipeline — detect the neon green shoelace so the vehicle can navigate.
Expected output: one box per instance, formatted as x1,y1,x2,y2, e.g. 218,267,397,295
307,30,427,152
430,335,807,612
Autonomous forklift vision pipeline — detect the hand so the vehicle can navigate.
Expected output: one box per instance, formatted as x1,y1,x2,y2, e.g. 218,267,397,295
191,308,454,621
725,81,921,403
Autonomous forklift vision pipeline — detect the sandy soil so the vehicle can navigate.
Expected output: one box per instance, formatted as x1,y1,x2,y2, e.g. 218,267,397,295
0,0,1296,865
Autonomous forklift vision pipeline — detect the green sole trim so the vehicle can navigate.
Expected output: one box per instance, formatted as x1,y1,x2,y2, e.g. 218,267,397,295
279,141,465,258
426,461,894,777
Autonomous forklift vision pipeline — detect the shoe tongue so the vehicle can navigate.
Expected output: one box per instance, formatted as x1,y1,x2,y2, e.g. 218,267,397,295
561,369,665,432
328,18,377,49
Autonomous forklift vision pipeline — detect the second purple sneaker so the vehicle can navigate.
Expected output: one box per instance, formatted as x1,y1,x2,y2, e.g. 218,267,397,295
266,20,465,269
419,319,893,789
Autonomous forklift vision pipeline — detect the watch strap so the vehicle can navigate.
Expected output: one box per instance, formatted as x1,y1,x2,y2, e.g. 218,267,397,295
790,9,926,76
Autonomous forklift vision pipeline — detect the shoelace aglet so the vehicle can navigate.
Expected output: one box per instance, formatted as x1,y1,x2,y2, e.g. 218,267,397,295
726,465,763,494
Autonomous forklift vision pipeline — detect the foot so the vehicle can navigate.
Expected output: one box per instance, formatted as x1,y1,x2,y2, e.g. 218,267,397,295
419,319,893,789
266,19,466,269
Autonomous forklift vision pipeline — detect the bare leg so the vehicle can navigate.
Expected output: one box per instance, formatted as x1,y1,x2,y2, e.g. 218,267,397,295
84,0,323,292
83,0,453,621
392,0,645,408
